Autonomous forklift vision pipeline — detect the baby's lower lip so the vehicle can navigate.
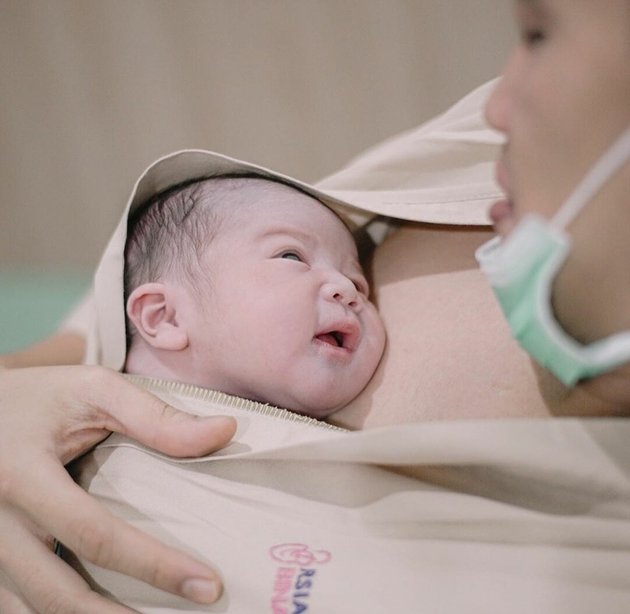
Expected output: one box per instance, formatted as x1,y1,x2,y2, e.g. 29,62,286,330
312,336,353,360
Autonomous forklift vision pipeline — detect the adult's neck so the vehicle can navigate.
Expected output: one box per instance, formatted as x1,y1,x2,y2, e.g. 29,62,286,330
536,361,630,418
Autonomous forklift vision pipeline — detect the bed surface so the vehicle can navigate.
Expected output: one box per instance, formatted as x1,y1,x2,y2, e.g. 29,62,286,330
0,268,89,353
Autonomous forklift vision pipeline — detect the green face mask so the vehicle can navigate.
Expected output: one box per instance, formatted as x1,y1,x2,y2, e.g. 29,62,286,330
476,127,630,387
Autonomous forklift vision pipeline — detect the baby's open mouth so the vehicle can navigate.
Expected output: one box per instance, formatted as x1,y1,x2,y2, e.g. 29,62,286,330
314,322,360,352
316,331,345,348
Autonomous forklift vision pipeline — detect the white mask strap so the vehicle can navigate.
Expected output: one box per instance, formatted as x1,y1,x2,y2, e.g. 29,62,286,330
551,127,630,230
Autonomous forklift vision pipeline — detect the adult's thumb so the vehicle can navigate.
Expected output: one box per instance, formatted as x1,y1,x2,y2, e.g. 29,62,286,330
90,371,237,457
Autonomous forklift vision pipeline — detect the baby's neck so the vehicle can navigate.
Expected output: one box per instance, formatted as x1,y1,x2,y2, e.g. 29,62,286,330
124,343,189,385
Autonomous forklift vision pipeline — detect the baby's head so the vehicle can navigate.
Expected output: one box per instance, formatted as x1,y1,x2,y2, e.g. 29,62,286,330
123,174,386,418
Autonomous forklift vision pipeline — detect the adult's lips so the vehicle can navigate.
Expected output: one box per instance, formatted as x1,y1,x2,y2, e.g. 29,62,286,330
489,199,515,232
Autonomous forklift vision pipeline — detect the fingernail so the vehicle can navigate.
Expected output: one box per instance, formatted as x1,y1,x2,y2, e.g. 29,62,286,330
181,578,221,603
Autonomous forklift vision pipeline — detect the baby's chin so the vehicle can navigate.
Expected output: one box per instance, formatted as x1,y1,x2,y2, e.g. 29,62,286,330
282,389,365,421
290,403,341,421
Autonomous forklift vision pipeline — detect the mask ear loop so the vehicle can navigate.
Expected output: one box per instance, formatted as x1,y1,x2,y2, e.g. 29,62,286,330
551,127,630,231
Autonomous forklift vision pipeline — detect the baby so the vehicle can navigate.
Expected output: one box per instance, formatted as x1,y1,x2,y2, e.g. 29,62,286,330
122,172,386,418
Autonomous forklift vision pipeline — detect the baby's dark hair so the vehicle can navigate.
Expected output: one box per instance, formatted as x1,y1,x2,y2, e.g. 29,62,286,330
126,176,221,307
123,173,328,347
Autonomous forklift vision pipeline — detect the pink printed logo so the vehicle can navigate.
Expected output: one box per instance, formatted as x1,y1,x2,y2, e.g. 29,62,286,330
269,543,331,566
269,543,331,613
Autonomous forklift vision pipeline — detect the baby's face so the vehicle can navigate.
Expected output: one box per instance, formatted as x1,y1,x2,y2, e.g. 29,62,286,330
180,184,386,417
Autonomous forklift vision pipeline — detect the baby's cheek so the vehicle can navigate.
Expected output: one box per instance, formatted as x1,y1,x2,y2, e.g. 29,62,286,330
369,307,387,353
360,317,386,378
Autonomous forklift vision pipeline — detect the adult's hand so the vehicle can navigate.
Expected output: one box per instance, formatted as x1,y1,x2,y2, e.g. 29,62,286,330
0,365,237,612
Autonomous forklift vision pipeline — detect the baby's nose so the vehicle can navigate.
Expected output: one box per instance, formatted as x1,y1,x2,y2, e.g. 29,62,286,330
322,275,360,310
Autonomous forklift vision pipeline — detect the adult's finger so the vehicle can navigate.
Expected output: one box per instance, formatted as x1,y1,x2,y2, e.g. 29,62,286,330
6,460,222,606
0,505,136,614
58,367,237,460
0,366,232,608
0,572,36,614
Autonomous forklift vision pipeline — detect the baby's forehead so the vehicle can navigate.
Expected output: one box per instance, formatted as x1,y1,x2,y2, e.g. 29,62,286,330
128,174,349,260
199,177,361,259
207,176,329,212
204,175,352,232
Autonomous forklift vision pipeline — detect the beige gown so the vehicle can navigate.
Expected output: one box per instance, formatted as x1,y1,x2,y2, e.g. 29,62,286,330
67,80,630,612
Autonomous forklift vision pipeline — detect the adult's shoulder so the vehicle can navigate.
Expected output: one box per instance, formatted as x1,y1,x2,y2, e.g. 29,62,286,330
317,79,502,228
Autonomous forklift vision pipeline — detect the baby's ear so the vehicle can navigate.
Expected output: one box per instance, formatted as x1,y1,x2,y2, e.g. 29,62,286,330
126,282,189,351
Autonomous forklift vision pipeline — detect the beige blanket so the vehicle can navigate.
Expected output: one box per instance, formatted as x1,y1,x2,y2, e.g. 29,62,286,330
71,376,630,613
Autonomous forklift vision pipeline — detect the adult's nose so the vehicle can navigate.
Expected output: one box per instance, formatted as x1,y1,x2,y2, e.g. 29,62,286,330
484,46,521,137
484,75,510,135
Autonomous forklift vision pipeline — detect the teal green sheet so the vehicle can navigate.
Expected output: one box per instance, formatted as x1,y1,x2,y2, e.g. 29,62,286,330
0,268,91,354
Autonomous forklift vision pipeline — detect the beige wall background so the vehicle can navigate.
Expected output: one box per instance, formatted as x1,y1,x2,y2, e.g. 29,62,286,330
0,0,515,270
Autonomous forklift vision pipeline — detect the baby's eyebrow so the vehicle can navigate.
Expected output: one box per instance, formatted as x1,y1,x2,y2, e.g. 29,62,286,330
258,227,316,246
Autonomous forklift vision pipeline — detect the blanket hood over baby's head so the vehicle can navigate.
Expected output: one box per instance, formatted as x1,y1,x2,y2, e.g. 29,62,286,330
88,149,378,370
